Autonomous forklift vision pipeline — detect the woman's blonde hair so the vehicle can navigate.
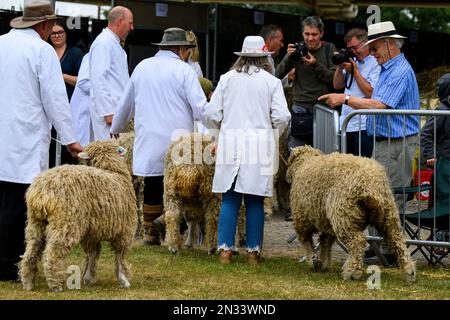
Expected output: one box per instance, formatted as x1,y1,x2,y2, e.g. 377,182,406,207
231,56,272,74
186,31,200,62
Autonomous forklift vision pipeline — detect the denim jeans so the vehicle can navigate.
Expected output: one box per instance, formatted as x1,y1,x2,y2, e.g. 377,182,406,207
217,186,265,253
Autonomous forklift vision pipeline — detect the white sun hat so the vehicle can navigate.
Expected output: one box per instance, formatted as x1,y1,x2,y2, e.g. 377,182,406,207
364,21,407,47
234,36,273,57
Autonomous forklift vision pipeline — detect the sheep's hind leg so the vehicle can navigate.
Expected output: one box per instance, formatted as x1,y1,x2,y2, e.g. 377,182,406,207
81,242,101,286
183,220,196,249
20,221,46,291
43,236,76,292
319,233,335,272
337,231,366,281
111,241,131,289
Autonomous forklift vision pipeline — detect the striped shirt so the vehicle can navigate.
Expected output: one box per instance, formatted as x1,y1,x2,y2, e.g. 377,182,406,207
366,53,420,138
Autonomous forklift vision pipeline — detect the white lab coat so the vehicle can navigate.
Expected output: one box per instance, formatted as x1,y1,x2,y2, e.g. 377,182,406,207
111,50,207,176
89,28,129,140
70,54,92,147
0,29,76,184
204,66,291,197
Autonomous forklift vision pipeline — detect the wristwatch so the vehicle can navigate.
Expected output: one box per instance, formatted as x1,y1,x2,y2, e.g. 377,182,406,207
344,94,351,105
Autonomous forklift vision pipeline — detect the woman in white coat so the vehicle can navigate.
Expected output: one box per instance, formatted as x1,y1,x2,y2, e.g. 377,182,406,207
204,36,291,264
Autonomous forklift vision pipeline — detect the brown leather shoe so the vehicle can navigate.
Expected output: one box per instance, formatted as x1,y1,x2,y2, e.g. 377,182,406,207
218,250,232,264
247,251,259,265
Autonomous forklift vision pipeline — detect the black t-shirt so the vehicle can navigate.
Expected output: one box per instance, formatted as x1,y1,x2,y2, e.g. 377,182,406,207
60,46,84,100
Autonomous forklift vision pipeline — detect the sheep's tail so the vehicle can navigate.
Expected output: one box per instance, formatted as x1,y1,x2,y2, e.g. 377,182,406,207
25,184,53,222
173,166,200,198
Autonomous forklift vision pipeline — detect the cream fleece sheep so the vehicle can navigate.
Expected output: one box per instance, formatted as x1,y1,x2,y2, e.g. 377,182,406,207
19,140,137,292
164,133,221,254
286,146,416,282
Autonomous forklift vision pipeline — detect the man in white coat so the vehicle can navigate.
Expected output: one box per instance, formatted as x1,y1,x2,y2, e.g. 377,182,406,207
89,6,133,141
70,54,93,147
111,27,207,246
0,1,82,281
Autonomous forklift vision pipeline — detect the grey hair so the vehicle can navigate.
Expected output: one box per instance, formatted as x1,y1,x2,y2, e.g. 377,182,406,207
394,38,404,49
231,56,272,75
259,24,282,42
302,16,324,33
385,38,404,49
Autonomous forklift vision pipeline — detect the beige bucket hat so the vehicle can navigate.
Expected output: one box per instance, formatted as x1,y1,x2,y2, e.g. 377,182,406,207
10,1,58,29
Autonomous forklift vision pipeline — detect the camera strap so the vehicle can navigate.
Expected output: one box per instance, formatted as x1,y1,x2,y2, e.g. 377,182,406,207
344,63,354,90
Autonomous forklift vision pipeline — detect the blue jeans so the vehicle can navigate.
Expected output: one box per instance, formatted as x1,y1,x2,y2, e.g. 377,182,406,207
217,187,265,253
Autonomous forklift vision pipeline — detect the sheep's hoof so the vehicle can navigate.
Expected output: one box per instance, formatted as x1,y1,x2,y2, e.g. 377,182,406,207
341,269,363,280
208,248,216,255
83,276,95,286
405,269,416,282
50,286,63,293
312,257,322,272
22,282,34,291
169,247,179,255
118,276,131,289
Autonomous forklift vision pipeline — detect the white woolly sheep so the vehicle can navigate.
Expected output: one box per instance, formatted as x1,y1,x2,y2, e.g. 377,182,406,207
19,140,137,292
164,133,221,254
286,146,416,282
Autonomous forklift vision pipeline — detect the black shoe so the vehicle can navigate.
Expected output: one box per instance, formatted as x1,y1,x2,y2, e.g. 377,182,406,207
284,210,293,222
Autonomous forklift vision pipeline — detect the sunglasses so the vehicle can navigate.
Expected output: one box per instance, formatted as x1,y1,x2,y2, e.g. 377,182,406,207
51,30,65,38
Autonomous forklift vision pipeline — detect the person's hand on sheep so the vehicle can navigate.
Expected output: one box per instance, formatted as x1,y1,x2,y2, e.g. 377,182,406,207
66,142,83,158
318,93,345,108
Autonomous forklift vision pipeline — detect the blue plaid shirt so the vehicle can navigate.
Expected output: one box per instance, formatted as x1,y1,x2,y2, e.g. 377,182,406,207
366,53,420,138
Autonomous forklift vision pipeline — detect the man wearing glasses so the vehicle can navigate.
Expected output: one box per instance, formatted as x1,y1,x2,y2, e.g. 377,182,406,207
319,21,420,266
332,28,380,158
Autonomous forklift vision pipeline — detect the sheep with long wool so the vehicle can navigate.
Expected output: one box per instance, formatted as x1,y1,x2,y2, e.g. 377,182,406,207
286,146,416,282
19,140,137,292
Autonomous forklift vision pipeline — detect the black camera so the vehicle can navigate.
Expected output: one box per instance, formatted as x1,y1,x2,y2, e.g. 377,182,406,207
331,47,355,65
291,41,309,59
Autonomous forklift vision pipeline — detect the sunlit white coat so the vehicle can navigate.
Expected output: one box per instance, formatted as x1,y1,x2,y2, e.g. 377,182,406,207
0,29,76,184
204,66,290,196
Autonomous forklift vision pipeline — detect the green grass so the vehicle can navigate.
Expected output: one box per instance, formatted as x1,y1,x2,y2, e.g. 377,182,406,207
1,243,450,300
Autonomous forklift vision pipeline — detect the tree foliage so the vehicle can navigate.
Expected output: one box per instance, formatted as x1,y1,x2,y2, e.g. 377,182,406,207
349,6,450,34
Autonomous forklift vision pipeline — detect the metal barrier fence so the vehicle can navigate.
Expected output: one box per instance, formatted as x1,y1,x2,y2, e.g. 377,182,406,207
313,104,340,154
314,107,450,265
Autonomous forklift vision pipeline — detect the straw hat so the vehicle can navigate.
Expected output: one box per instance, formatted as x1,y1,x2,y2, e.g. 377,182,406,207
10,1,58,29
234,36,273,57
364,21,407,47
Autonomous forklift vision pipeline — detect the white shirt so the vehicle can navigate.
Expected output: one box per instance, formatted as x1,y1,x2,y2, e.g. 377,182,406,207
111,50,208,176
204,66,291,197
340,54,380,132
70,54,92,147
89,28,129,140
187,59,203,77
0,29,76,184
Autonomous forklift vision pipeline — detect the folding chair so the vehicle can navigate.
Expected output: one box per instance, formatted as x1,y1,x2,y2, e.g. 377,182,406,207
397,161,450,266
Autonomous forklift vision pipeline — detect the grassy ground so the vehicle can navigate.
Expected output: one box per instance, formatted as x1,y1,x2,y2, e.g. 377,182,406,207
1,242,450,300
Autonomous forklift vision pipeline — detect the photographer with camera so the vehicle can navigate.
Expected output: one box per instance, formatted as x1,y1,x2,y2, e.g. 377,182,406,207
333,28,380,157
276,16,336,149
